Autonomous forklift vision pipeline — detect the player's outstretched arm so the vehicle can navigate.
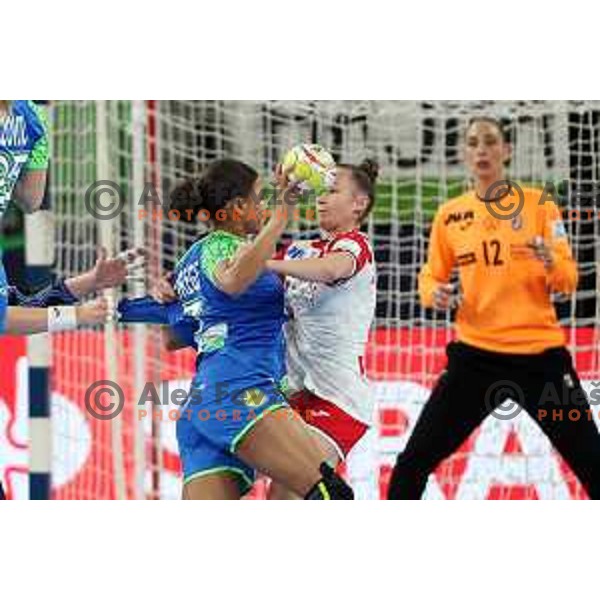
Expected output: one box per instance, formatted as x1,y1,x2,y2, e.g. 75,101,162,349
8,248,145,309
118,295,197,352
266,253,354,283
65,247,145,298
119,274,197,351
4,298,109,335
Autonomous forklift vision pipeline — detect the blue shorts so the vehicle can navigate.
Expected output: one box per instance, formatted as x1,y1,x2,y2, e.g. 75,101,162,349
176,374,288,495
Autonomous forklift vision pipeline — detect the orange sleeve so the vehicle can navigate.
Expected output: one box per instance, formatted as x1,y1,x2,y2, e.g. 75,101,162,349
543,202,578,295
419,208,455,307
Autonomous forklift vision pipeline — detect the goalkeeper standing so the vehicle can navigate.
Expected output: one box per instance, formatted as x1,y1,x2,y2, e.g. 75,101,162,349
388,116,600,500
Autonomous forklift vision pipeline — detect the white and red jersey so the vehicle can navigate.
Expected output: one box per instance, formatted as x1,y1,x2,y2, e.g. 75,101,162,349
282,230,376,425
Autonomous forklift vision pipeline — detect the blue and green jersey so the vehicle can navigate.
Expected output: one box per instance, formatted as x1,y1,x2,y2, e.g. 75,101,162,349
0,100,49,217
0,100,49,332
173,230,287,388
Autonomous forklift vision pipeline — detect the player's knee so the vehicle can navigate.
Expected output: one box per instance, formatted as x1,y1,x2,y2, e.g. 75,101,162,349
304,463,354,500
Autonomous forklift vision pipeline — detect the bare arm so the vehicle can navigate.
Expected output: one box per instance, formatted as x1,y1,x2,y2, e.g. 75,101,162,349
215,218,288,295
215,166,297,296
4,298,109,335
266,253,355,284
418,208,458,309
12,170,47,213
65,247,145,298
151,272,177,303
528,203,578,295
163,327,189,351
4,307,51,334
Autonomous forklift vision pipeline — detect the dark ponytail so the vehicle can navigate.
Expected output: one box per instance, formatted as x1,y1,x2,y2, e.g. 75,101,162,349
357,158,380,186
169,158,258,223
339,158,379,223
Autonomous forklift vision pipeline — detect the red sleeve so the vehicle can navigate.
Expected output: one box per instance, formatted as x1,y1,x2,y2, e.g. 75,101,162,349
272,239,292,261
326,231,373,278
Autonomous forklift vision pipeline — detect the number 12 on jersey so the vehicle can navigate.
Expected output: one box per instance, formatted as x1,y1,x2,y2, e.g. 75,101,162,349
482,239,504,266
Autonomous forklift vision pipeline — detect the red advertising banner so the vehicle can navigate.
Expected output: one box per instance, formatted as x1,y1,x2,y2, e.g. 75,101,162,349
1,329,598,499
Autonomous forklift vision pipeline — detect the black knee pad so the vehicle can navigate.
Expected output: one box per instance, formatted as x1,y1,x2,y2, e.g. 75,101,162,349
305,462,354,500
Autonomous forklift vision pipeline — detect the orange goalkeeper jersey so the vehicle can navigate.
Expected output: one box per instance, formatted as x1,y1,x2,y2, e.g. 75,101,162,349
419,186,578,354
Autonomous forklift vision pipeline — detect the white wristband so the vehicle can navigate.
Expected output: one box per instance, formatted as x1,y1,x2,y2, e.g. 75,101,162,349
48,306,78,332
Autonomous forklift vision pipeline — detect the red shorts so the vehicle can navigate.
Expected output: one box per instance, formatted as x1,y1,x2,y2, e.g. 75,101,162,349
288,390,369,459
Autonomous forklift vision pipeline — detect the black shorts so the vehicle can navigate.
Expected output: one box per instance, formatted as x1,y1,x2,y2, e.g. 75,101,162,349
388,341,600,499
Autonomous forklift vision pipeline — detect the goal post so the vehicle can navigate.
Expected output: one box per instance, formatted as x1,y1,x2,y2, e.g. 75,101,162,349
26,101,53,500
50,100,600,499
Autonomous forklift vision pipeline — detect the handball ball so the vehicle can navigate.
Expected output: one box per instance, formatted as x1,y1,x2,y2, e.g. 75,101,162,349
282,144,336,196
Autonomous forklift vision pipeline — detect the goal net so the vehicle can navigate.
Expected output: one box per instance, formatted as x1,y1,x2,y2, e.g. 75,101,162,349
50,100,600,499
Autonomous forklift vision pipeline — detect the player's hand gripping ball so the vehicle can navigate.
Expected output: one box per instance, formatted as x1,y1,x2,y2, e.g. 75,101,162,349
282,144,336,197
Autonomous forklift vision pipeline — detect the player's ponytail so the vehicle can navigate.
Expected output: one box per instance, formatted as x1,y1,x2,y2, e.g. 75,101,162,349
339,158,379,223
169,158,258,224
358,158,380,186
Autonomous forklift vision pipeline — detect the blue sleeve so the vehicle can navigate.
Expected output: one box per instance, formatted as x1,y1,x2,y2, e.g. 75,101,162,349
117,296,198,349
7,279,78,307
167,304,198,349
7,285,21,305
24,101,50,171
117,297,171,324
0,267,7,333
0,289,6,334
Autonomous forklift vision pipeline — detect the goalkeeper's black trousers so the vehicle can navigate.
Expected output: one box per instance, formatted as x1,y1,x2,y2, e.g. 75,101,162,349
388,341,600,500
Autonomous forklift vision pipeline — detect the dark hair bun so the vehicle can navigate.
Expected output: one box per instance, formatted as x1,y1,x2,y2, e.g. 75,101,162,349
169,159,258,224
169,178,205,219
358,158,379,184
